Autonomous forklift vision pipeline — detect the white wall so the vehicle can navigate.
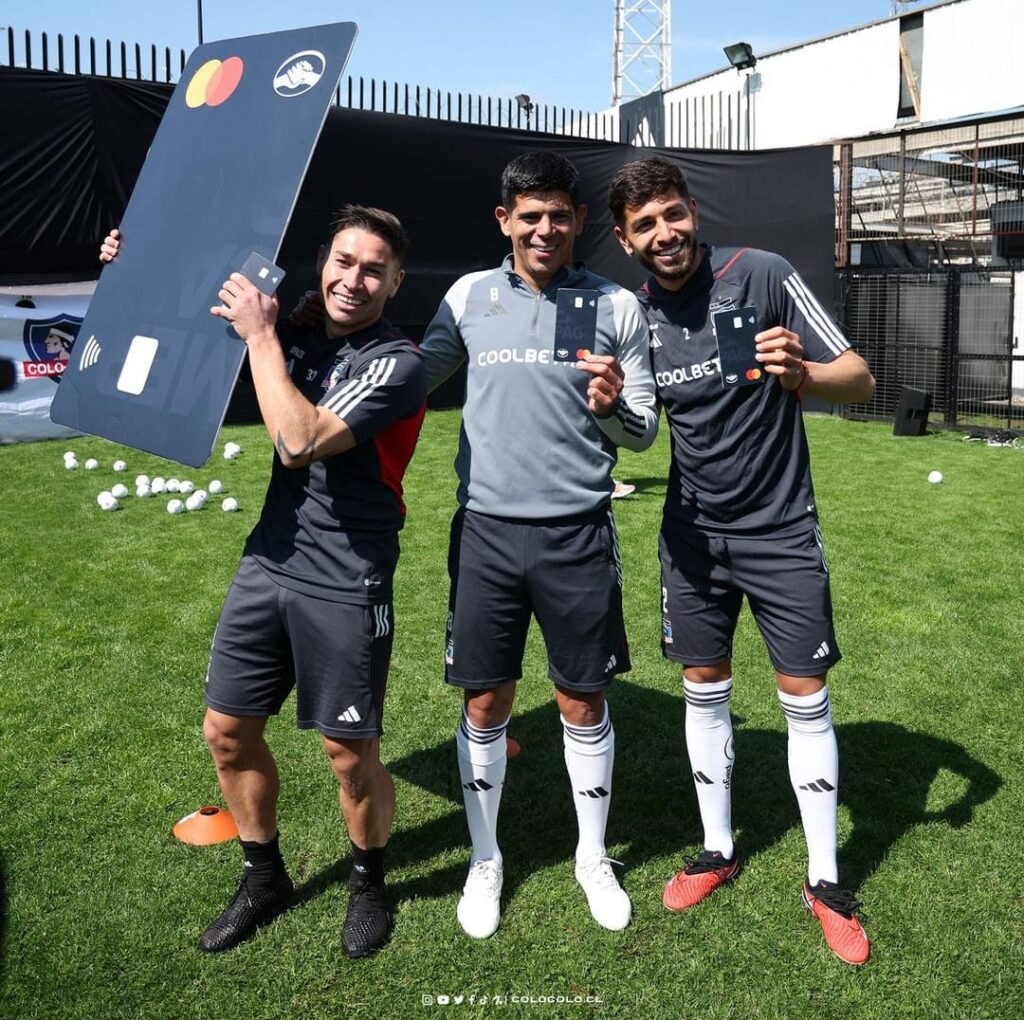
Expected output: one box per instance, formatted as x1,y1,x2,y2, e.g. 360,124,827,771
920,0,1024,122
658,0,1024,149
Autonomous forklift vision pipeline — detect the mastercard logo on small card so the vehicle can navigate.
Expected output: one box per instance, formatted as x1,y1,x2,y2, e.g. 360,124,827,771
185,57,244,109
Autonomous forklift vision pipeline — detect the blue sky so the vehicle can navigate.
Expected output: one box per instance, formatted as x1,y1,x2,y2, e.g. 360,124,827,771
4,1,924,111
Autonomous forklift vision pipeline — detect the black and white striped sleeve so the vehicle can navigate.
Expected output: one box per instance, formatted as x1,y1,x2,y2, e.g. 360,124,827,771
775,259,850,364
595,289,659,452
321,347,426,443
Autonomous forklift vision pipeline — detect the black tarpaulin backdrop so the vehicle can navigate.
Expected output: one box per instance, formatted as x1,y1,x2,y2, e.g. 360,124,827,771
1,67,835,408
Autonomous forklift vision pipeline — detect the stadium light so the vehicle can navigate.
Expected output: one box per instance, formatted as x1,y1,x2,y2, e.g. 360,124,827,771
515,93,534,127
723,42,757,71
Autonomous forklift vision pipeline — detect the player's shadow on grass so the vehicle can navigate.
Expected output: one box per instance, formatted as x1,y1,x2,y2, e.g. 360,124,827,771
721,718,1001,892
294,684,1002,910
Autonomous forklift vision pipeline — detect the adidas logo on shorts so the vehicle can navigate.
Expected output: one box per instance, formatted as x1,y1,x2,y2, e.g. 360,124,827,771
811,641,830,660
337,705,362,723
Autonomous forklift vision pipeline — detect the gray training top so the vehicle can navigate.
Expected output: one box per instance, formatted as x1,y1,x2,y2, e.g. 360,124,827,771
421,255,658,520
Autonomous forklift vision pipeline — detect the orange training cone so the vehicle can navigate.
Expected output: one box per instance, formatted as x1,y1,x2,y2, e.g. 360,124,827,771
173,805,239,845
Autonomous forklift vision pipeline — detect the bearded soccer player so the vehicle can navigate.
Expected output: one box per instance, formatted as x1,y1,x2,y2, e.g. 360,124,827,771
608,157,875,965
420,151,658,939
100,206,426,959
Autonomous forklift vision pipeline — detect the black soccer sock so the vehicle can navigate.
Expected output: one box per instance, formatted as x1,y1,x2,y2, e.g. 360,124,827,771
239,832,287,890
350,841,387,888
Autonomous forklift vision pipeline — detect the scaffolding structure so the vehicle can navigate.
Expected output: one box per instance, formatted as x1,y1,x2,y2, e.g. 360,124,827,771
612,0,672,105
836,112,1024,267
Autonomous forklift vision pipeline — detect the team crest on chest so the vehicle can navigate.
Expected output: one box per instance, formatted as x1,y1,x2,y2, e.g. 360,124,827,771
708,295,736,317
324,356,351,391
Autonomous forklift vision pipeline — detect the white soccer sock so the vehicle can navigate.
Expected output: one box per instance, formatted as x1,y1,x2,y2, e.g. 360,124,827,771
456,706,508,865
562,705,614,861
684,677,736,859
778,686,839,885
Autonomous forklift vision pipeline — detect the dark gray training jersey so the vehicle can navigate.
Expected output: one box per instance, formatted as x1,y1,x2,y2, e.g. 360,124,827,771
639,245,850,536
245,318,426,604
421,256,658,519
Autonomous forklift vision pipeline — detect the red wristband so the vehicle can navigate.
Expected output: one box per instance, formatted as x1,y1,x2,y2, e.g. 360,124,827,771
795,361,808,393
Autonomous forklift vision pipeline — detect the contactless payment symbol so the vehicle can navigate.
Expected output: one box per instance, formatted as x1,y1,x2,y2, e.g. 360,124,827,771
273,51,326,97
185,56,244,108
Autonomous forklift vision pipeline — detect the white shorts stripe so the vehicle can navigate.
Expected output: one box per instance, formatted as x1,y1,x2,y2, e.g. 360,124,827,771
372,603,391,638
606,507,623,588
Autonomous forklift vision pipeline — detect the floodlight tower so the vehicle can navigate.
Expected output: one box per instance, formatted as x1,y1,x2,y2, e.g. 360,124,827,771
613,0,673,105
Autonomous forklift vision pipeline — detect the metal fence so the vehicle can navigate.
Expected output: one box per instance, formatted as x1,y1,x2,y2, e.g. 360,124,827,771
835,113,1024,268
0,25,617,139
839,267,1023,430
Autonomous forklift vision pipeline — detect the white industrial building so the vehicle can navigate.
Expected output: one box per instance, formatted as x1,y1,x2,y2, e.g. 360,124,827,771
658,0,1022,150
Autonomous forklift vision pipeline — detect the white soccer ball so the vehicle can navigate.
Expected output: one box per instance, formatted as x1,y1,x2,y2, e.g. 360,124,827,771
194,489,208,505
223,449,238,460
64,450,76,459
136,484,152,498
151,477,167,494
166,478,181,492
221,497,239,512
167,498,185,514
928,470,943,485
64,457,79,470
208,479,224,494
111,483,129,499
179,480,195,494
113,460,127,472
97,491,118,511
135,474,150,487
185,493,204,512
224,441,241,455
85,458,99,470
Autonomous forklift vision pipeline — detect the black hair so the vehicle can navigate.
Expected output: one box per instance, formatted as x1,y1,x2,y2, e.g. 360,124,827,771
326,205,410,265
500,151,581,209
608,157,691,226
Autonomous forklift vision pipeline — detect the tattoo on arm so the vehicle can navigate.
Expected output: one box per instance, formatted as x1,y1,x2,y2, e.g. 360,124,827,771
275,430,315,462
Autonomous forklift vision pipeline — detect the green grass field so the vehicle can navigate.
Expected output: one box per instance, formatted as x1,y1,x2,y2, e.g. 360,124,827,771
1,413,1022,1019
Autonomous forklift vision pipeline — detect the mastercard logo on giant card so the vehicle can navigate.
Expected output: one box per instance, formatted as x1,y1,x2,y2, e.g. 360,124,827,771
184,56,245,109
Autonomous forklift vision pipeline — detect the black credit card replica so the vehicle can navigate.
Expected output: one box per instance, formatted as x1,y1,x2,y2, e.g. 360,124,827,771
553,289,600,362
713,306,764,389
239,251,286,296
50,23,357,466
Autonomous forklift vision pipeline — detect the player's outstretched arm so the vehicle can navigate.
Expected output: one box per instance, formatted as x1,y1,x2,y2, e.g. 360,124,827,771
764,255,875,405
756,326,874,404
212,272,354,467
799,349,874,404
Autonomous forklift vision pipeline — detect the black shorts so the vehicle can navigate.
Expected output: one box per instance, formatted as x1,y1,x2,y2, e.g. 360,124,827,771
659,521,841,677
205,558,393,739
445,507,631,692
